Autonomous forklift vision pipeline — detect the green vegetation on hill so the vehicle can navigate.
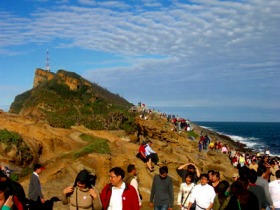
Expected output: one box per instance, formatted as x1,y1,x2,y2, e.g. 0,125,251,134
73,133,110,158
0,129,33,165
9,70,137,133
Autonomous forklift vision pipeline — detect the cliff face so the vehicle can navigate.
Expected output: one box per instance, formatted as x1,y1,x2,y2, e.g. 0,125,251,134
33,68,55,88
33,68,93,91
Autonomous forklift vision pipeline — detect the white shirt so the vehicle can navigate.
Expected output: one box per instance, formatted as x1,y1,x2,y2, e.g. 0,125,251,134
145,144,156,156
177,183,195,207
130,177,142,206
108,182,125,210
189,184,215,210
269,179,280,208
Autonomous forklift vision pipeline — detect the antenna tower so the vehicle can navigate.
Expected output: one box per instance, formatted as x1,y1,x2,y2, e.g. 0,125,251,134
46,49,50,71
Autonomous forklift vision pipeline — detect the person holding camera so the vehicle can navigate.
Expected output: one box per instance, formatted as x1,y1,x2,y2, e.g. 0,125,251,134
61,169,102,210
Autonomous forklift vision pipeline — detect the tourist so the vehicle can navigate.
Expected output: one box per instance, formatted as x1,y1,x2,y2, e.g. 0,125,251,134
211,171,221,194
187,173,215,210
198,140,203,152
239,154,246,168
28,164,46,209
150,166,174,210
0,182,14,210
269,169,280,210
177,163,200,184
248,169,267,210
229,148,236,160
213,180,230,210
209,140,215,150
232,173,239,182
270,160,279,182
221,145,228,154
123,164,142,207
136,141,154,172
226,178,259,210
100,167,139,210
61,169,102,210
145,140,159,167
0,170,26,209
177,173,195,210
249,158,259,172
256,164,274,209
204,135,210,150
208,170,215,185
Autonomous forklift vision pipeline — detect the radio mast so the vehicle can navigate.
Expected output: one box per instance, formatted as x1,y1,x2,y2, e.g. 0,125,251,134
46,49,50,71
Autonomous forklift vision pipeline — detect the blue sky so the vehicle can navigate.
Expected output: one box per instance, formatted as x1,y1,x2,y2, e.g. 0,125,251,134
0,0,279,122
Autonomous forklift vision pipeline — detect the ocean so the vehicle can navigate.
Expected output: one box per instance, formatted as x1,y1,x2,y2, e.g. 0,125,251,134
195,121,280,157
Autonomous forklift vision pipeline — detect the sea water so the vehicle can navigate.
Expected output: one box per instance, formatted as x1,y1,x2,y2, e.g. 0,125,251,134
195,121,280,157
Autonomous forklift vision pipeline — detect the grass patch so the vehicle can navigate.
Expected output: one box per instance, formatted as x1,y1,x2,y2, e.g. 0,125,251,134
73,134,110,158
187,130,199,139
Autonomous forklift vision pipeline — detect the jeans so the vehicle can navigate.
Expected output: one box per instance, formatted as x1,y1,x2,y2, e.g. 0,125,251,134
154,205,169,210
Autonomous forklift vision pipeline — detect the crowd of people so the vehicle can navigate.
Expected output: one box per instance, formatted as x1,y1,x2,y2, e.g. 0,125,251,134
1,104,280,210
1,151,280,210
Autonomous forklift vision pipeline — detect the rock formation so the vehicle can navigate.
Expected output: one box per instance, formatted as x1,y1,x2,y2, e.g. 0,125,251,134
0,68,242,210
0,110,239,210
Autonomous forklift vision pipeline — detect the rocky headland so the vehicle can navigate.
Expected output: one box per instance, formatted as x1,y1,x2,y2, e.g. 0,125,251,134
0,109,245,210
0,69,249,210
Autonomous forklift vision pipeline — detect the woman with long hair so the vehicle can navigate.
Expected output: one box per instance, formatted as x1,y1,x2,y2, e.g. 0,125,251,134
61,170,102,210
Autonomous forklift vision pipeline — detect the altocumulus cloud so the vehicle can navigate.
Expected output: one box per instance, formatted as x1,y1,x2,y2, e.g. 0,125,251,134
0,0,279,121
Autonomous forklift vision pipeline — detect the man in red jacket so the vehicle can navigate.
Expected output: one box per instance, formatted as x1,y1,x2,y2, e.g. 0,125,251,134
100,167,140,210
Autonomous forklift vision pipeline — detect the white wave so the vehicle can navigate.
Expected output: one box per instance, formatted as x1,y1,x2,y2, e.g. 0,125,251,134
200,126,265,150
270,152,280,157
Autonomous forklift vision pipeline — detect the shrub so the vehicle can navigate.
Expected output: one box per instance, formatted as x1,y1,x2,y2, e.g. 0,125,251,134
0,129,33,165
73,134,110,158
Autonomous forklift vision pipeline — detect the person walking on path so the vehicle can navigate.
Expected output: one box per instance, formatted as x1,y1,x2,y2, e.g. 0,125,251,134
187,173,216,210
256,165,274,210
176,163,200,184
61,169,102,210
213,180,230,210
123,164,142,207
177,173,195,210
248,169,267,210
100,167,139,210
28,164,46,209
150,166,174,210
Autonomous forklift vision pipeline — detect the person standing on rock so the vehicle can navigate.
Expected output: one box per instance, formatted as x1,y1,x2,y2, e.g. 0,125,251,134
150,166,174,210
100,167,139,210
61,169,102,210
28,164,46,209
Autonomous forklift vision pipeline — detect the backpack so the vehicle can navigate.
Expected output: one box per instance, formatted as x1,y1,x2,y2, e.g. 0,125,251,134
123,175,134,185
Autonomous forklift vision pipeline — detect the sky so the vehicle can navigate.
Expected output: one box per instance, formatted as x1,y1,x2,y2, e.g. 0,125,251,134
0,0,279,122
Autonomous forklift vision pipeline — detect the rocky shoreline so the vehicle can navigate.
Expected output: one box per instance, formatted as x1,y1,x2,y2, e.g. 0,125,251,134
192,122,252,153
